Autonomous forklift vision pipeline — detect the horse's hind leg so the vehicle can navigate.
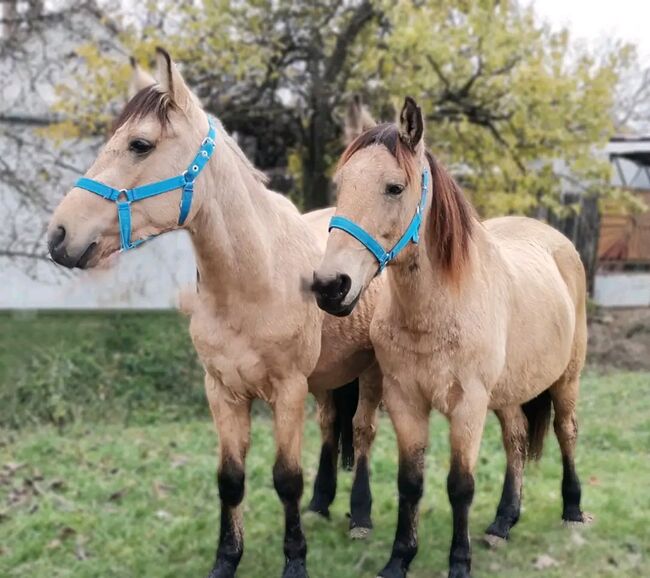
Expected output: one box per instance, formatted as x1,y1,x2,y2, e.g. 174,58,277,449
550,374,592,524
205,375,252,578
307,390,340,518
272,375,310,578
349,362,382,539
485,406,527,546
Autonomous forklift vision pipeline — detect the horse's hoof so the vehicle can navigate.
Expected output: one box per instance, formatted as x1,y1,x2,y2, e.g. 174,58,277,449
349,526,372,540
483,533,507,549
448,565,471,578
305,503,330,520
282,559,308,578
304,507,329,521
207,560,237,578
563,511,595,526
377,560,406,578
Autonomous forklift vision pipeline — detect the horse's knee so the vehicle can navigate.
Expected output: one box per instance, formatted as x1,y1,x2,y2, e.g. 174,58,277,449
218,459,245,507
273,461,304,503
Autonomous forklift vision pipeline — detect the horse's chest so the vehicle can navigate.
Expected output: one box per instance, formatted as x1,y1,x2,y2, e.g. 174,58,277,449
370,313,462,388
190,315,271,396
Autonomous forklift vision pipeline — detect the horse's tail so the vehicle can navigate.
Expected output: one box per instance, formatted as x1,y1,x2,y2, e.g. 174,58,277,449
521,389,553,461
332,379,359,471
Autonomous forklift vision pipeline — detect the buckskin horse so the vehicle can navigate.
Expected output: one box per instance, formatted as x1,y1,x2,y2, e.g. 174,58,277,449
312,96,591,578
47,48,383,578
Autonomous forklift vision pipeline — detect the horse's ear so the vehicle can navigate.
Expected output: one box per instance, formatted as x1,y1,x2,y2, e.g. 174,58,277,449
398,96,424,151
128,56,156,99
344,94,377,145
155,47,193,110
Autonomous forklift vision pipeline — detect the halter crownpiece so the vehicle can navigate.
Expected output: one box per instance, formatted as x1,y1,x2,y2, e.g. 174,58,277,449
74,115,217,251
329,168,430,272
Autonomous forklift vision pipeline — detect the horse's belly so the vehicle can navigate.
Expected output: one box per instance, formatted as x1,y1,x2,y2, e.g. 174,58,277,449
489,284,576,407
309,349,375,392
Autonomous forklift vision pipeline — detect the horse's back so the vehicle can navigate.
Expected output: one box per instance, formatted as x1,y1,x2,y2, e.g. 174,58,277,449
485,216,586,307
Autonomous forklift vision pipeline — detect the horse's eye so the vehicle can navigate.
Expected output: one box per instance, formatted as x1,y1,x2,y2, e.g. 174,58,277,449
385,184,405,196
128,139,154,155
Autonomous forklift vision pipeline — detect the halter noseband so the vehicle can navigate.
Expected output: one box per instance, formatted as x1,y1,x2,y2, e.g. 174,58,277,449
74,115,217,251
329,169,430,272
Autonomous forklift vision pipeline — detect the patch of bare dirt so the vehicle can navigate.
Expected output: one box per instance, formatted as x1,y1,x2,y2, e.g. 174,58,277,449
588,308,650,371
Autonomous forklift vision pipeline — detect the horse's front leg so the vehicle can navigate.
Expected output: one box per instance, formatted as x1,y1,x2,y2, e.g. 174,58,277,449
378,381,430,578
446,385,488,578
307,389,339,518
204,374,252,578
349,362,382,539
272,375,310,578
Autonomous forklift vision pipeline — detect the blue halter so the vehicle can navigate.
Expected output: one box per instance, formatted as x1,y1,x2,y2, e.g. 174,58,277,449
75,116,217,251
329,169,430,272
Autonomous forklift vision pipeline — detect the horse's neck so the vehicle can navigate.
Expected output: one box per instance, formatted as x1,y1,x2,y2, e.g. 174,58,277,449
387,211,485,322
188,142,277,302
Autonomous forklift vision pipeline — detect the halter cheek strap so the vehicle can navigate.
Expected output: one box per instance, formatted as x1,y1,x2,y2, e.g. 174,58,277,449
328,169,430,272
74,115,217,251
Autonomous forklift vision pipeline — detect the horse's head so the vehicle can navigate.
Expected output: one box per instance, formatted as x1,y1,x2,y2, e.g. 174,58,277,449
312,97,428,315
48,48,209,268
312,97,474,316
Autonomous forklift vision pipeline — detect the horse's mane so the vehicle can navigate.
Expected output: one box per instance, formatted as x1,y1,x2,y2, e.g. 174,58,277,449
339,123,475,280
112,87,268,185
212,118,269,185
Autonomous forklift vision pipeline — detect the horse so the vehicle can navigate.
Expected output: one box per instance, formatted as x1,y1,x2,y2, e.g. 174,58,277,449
312,96,591,578
47,48,383,578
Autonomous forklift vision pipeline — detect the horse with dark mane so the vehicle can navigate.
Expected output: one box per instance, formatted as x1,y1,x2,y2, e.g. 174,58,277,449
313,97,591,578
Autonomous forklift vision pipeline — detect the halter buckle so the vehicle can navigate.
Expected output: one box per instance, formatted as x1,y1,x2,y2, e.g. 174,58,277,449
117,188,129,203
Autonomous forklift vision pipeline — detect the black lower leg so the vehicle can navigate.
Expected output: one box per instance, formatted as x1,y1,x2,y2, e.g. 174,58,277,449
447,463,474,578
379,456,423,578
333,380,359,471
561,456,583,521
274,460,308,578
349,455,372,531
208,460,245,578
307,438,338,518
486,467,521,540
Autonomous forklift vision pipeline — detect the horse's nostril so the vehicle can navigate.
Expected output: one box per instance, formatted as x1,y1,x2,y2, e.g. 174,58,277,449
48,226,66,253
335,274,351,299
312,273,351,302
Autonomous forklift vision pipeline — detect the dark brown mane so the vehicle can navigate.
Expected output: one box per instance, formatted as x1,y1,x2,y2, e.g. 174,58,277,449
425,150,475,280
339,123,475,280
112,85,177,133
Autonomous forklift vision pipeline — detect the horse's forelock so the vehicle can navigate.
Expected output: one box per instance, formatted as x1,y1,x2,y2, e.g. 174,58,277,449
112,85,177,133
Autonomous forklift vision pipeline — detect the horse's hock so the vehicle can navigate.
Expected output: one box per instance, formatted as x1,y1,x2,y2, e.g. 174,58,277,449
588,308,650,370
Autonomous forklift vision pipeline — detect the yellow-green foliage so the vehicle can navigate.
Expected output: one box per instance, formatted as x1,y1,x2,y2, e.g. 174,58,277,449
44,0,635,215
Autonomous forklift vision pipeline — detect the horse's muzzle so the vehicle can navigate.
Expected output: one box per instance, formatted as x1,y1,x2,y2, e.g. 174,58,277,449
48,226,97,269
311,272,358,317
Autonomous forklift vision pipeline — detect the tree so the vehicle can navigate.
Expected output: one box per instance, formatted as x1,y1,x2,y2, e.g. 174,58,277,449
49,0,381,208
350,0,623,218
44,0,635,219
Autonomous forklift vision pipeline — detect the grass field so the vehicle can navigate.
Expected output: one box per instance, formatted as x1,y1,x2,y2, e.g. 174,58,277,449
1,312,649,577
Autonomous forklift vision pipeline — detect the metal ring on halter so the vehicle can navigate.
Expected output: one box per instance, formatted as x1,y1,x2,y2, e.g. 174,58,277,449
117,189,129,202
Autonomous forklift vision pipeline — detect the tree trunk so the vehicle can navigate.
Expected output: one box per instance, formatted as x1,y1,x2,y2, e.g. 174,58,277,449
303,97,334,210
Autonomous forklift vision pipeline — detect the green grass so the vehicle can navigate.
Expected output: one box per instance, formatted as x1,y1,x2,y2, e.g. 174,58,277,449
1,370,649,577
0,311,206,428
1,312,649,576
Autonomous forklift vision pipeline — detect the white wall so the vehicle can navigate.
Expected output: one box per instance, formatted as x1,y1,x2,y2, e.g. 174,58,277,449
594,272,650,307
2,232,197,309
